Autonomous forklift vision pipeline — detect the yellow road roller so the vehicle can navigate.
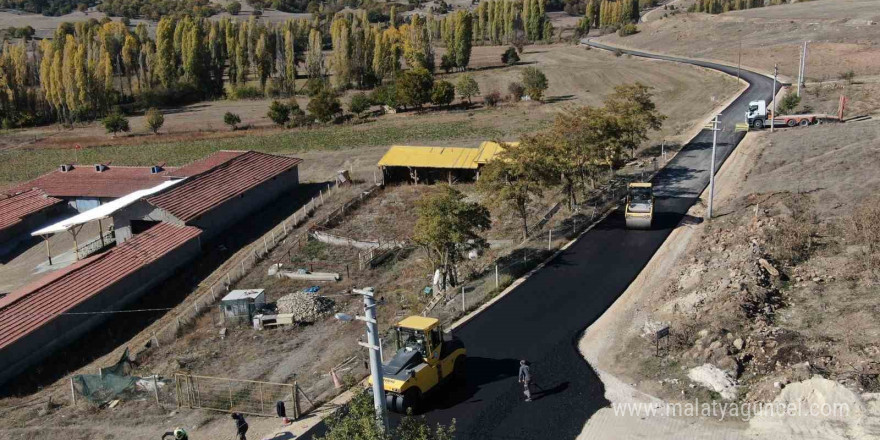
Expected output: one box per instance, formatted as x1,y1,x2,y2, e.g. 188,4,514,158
369,316,466,413
625,182,653,229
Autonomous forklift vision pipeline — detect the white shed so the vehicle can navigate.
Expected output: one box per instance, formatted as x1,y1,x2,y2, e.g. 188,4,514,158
220,289,266,324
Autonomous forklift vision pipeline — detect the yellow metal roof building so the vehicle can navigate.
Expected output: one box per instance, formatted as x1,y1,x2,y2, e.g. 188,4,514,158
377,142,514,170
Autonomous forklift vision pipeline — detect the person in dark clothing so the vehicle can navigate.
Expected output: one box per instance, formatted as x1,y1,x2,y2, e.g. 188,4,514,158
231,413,249,440
161,428,188,440
518,360,532,402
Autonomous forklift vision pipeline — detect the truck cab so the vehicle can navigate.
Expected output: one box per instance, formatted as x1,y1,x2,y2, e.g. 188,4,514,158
746,100,769,129
370,316,466,413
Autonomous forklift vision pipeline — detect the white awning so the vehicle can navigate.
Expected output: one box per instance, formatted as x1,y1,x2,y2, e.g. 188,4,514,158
31,179,185,236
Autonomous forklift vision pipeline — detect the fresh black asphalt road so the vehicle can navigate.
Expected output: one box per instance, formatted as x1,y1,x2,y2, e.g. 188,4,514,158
302,42,779,439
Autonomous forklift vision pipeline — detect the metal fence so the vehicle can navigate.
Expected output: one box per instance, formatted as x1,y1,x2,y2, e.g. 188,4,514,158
174,373,300,418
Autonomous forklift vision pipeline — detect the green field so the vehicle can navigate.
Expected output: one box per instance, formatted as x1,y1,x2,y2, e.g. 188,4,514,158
0,115,545,187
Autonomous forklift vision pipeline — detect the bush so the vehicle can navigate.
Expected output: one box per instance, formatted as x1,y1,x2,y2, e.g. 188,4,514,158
136,83,203,108
348,92,371,116
839,69,856,84
305,78,328,97
226,84,264,100
145,108,164,134
226,0,241,14
484,90,502,107
397,68,434,109
102,112,130,137
618,23,639,37
440,54,455,73
521,67,548,101
456,74,480,104
286,99,311,127
765,195,819,266
431,80,456,107
267,100,291,125
370,83,399,109
224,112,241,130
307,90,342,123
777,90,801,115
501,47,520,65
508,82,525,101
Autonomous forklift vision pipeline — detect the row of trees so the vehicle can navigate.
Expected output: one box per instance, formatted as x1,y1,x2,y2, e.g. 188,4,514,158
583,0,640,28
478,83,664,240
690,0,775,14
0,3,550,128
411,83,662,290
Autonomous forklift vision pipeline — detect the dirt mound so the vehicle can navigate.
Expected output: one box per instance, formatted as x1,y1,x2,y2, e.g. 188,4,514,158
276,292,335,323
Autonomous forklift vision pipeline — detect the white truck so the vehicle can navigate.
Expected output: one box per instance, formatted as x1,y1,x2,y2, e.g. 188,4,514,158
746,96,846,129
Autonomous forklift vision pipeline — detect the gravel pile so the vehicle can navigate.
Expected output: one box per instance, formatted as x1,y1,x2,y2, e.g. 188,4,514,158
276,292,335,323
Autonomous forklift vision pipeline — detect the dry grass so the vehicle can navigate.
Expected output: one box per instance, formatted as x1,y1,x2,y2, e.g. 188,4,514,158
599,0,880,81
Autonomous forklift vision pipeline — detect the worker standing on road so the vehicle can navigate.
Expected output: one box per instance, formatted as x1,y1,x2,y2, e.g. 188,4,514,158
231,413,249,440
519,360,532,402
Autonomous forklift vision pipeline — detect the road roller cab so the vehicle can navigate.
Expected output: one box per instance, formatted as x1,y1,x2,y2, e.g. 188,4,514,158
625,182,653,229
370,316,466,413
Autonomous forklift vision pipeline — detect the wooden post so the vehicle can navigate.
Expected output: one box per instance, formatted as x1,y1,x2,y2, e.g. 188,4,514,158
548,229,552,250
44,236,53,266
259,383,265,414
153,374,160,405
175,375,181,409
495,264,499,288
229,383,234,411
97,218,105,247
293,381,300,419
70,377,77,406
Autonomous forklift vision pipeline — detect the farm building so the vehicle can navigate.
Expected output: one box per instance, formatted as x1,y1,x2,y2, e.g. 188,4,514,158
0,189,65,255
7,163,176,213
377,141,513,183
0,150,305,386
112,150,302,242
0,223,203,386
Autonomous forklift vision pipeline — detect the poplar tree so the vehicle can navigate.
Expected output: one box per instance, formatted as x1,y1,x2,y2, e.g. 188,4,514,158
155,17,175,88
306,28,324,79
330,16,351,88
453,12,473,70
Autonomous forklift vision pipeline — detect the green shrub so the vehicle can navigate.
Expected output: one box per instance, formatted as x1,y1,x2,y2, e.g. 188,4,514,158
508,82,525,101
224,112,241,130
307,90,342,123
348,92,371,116
430,80,456,107
267,100,291,125
102,112,130,137
145,108,164,134
777,90,801,115
226,0,241,14
521,67,548,101
618,23,639,37
226,84,264,100
501,47,520,65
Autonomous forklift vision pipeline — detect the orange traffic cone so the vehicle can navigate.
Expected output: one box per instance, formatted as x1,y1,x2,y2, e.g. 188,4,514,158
331,368,342,389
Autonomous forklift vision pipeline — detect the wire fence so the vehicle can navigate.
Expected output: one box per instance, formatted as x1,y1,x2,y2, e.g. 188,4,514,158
174,373,301,418
95,181,341,372
423,164,667,327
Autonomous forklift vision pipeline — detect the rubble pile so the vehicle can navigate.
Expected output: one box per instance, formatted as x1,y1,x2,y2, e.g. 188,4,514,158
276,292,335,323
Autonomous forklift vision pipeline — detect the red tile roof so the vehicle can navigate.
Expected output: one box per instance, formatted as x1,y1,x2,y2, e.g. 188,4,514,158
147,151,302,222
0,223,202,350
169,150,247,177
7,165,175,199
0,189,64,232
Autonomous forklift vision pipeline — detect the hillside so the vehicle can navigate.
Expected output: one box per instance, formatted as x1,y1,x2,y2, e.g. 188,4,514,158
599,0,880,81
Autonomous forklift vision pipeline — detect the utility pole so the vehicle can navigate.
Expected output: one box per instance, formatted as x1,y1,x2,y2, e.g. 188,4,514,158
800,41,808,95
736,33,742,83
707,114,721,220
771,64,778,133
335,288,389,433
